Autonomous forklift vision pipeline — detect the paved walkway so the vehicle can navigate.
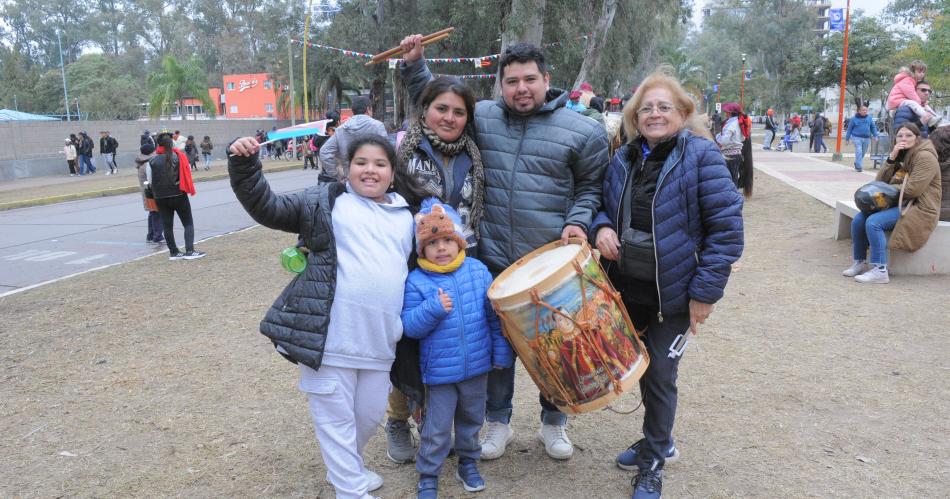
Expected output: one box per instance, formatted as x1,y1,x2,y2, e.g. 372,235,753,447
752,148,875,207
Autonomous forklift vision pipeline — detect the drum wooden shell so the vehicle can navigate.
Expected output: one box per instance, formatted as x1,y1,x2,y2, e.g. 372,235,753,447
488,239,649,414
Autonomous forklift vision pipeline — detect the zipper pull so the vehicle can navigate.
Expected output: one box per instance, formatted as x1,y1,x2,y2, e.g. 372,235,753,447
657,311,664,323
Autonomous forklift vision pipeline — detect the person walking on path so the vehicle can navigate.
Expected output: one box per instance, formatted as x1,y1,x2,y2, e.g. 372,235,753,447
592,69,744,499
716,102,743,187
762,108,777,150
810,114,826,153
199,136,213,170
845,105,879,172
78,132,96,175
61,138,78,176
136,143,164,244
185,135,199,172
100,131,119,175
145,132,204,260
843,123,941,284
318,96,388,181
228,134,423,499
401,199,514,499
400,34,609,462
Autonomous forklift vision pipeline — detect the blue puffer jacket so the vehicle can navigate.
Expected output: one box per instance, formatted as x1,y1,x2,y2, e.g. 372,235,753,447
591,129,744,316
893,106,929,138
401,257,514,385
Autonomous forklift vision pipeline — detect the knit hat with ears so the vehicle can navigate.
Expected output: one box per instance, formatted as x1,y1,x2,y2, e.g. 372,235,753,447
414,197,466,253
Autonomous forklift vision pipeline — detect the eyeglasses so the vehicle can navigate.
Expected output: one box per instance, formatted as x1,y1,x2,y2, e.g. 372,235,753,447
919,88,932,94
636,103,677,116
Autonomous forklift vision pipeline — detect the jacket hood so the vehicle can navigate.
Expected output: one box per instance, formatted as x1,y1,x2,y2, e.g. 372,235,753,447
497,90,568,117
894,72,914,85
340,114,382,133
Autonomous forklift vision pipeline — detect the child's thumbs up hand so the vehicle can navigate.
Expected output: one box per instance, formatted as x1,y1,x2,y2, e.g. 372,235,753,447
438,288,453,312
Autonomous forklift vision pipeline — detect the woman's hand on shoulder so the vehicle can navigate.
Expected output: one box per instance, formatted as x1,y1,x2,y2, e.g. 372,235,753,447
229,136,260,157
595,226,620,261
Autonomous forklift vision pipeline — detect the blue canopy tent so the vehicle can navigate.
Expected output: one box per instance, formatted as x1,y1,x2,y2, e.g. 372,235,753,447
0,109,58,121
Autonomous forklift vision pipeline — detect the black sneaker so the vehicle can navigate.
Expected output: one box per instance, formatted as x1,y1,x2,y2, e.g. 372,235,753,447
631,465,662,499
169,252,186,261
182,250,206,260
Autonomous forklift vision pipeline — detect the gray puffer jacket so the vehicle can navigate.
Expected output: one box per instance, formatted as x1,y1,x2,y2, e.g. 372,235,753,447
318,114,388,179
229,151,342,370
402,59,608,272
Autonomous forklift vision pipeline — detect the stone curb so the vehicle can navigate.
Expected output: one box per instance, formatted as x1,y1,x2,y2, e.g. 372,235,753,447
0,162,303,211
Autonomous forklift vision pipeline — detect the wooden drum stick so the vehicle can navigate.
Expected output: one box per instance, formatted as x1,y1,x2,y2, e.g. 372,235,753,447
365,27,454,66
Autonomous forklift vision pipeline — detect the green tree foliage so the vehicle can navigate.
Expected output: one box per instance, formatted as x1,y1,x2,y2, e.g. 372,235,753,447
787,14,908,107
147,55,217,119
688,0,819,114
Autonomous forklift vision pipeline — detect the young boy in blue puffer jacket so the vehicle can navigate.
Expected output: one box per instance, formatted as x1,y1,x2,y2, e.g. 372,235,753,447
401,198,513,499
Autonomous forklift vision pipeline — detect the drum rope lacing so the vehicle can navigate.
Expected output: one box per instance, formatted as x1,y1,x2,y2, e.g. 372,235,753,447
525,260,636,409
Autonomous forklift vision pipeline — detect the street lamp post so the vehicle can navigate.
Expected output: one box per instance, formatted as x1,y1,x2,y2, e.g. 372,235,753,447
57,31,70,121
716,73,721,104
832,0,851,162
740,53,746,111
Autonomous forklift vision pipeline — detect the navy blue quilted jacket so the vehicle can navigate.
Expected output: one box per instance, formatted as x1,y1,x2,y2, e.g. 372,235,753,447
401,257,514,385
591,130,744,316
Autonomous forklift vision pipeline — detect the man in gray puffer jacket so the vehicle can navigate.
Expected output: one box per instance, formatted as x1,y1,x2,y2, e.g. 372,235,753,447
318,95,387,180
400,35,609,463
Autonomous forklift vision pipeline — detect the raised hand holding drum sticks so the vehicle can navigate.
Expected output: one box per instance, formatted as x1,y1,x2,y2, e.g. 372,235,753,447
364,27,453,66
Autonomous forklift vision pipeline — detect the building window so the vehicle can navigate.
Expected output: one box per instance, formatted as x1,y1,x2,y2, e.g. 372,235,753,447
264,103,274,112
227,82,235,91
264,80,272,89
230,105,238,113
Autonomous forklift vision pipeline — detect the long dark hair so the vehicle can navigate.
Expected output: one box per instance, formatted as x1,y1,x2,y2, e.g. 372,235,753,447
156,133,175,167
415,76,477,138
346,135,428,206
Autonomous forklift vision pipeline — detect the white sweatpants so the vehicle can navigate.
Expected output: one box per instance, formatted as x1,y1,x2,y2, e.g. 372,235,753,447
302,364,390,499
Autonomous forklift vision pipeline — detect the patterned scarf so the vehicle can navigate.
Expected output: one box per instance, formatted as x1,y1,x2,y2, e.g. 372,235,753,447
398,117,484,239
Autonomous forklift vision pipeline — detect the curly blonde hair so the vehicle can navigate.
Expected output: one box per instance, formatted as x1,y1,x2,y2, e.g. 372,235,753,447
622,66,712,144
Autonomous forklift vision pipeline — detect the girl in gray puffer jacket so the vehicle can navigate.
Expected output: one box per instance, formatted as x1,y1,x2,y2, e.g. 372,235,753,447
229,134,425,499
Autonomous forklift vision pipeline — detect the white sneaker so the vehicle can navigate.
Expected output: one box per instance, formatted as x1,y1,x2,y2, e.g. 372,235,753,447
538,423,573,460
855,265,889,283
105,171,112,176
479,421,514,460
365,469,383,492
841,261,870,277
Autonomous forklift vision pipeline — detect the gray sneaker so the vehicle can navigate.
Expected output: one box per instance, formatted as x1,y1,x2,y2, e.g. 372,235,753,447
855,265,889,283
841,261,870,277
385,419,415,463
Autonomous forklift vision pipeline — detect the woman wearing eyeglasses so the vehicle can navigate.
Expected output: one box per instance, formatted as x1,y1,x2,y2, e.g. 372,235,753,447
589,68,745,499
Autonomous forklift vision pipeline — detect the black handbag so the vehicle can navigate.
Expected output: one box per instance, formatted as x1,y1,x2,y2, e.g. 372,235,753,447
619,227,656,281
617,164,657,281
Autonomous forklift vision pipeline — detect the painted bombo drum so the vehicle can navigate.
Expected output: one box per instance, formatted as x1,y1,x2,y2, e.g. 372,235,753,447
488,239,649,414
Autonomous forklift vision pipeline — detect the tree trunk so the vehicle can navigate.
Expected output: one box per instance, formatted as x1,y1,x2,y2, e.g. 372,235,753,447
494,0,546,97
572,0,618,90
366,0,389,124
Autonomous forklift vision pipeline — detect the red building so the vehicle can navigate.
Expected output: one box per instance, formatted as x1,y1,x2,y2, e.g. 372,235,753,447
222,73,285,119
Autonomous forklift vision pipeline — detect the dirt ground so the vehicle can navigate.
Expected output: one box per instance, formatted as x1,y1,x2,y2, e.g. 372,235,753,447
1,173,947,498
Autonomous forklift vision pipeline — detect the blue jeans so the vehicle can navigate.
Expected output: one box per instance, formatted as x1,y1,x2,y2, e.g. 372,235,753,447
813,133,825,153
852,137,871,170
79,154,95,174
486,361,566,426
851,207,900,265
417,374,487,476
763,130,775,148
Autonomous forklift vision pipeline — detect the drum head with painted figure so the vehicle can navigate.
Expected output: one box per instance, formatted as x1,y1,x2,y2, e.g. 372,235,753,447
491,244,582,300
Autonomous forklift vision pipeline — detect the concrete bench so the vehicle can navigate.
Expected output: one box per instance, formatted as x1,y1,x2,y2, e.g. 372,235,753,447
834,200,950,275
